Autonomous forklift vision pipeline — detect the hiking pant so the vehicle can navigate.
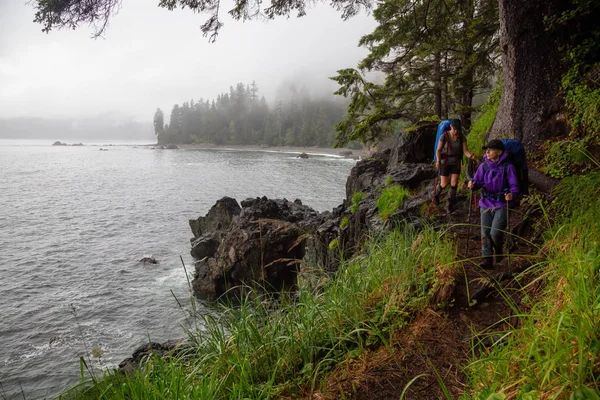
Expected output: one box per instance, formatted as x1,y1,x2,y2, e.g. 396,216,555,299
480,207,507,259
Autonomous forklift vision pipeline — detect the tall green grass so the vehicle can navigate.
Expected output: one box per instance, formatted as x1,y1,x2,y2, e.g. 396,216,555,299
463,173,600,399
62,226,455,399
376,184,410,221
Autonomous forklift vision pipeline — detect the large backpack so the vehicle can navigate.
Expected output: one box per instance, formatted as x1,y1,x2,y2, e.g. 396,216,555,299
433,120,451,162
483,138,529,196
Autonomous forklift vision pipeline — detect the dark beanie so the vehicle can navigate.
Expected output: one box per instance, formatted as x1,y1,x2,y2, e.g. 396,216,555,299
482,139,505,151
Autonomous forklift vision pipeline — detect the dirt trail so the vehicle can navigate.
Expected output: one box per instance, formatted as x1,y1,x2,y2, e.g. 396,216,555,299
310,193,541,400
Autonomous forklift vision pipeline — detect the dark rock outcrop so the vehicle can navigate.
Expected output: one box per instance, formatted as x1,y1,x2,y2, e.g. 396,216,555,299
345,150,390,201
189,197,241,260
52,141,67,146
191,197,325,299
139,256,158,264
388,124,437,166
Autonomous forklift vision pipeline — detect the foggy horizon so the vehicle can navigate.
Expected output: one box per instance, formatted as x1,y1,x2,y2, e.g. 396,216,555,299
0,0,377,123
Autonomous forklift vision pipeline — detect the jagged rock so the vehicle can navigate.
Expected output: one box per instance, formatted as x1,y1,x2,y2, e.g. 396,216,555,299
388,124,437,166
139,256,158,264
190,232,220,260
118,339,188,374
191,197,324,300
189,197,241,240
345,150,390,201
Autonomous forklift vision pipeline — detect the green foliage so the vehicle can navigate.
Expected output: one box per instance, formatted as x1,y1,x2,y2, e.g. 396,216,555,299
540,138,595,178
332,0,499,147
328,238,340,250
376,185,410,221
552,171,600,224
340,216,349,229
467,86,501,157
547,0,600,140
67,227,455,399
563,76,600,136
351,191,366,214
464,174,600,398
385,175,394,186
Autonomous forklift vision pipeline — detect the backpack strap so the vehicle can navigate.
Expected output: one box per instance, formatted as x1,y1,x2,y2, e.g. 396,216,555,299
481,160,510,200
440,131,463,161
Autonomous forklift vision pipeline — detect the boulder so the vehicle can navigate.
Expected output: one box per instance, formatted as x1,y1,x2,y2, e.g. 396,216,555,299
191,197,324,300
189,196,241,240
388,124,437,166
190,232,220,260
345,150,390,201
139,256,158,264
298,152,309,159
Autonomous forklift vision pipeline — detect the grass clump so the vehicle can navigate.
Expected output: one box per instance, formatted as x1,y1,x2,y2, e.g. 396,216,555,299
463,173,600,399
351,191,366,213
340,216,349,229
376,185,410,221
65,226,454,400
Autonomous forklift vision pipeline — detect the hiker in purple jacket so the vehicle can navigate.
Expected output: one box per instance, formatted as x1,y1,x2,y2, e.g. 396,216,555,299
468,139,519,269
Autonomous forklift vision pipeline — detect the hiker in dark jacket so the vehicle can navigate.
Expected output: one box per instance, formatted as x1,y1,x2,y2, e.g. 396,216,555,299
434,119,475,212
468,139,519,269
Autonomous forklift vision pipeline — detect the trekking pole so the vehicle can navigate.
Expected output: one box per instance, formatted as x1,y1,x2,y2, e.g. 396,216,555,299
506,192,511,267
465,186,473,258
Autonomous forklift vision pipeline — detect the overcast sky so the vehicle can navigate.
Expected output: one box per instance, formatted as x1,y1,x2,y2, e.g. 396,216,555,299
0,0,376,121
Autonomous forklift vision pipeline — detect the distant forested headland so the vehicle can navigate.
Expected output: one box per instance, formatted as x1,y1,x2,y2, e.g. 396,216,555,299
153,82,353,148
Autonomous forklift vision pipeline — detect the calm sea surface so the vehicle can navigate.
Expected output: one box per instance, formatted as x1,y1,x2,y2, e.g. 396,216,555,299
0,139,355,399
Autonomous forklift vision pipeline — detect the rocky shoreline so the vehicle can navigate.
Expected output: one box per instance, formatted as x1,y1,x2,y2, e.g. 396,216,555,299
119,124,438,370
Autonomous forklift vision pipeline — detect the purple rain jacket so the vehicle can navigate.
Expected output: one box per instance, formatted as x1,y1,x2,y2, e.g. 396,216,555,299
472,152,520,209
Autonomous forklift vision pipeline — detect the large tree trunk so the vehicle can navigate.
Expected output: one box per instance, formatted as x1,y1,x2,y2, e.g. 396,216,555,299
489,0,569,149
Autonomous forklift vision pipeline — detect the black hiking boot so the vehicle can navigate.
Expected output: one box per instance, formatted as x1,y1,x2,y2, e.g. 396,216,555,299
479,258,494,269
446,185,457,213
433,192,440,206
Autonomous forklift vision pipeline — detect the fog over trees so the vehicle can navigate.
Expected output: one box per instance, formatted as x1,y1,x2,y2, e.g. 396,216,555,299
25,0,600,161
155,81,348,146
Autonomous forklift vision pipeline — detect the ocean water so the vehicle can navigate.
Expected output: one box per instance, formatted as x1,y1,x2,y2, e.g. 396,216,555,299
0,139,355,399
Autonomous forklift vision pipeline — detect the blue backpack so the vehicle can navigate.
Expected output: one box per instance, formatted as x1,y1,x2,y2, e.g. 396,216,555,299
433,120,452,162
483,139,529,196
